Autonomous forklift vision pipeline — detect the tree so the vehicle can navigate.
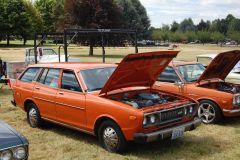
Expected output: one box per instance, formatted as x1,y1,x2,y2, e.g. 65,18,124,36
116,0,150,39
197,19,209,31
0,0,32,45
53,0,65,31
211,32,225,45
179,18,195,32
197,31,211,45
170,21,179,32
35,0,57,32
23,0,44,44
66,0,123,55
229,31,240,45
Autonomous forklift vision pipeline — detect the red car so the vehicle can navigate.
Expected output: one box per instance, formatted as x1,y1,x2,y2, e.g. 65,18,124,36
156,50,240,124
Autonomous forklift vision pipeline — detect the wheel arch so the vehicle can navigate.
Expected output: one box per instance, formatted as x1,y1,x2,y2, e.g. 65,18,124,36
197,98,223,115
94,115,120,137
24,98,37,112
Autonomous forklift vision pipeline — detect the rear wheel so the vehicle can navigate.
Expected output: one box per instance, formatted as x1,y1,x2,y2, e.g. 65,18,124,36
27,103,42,128
98,120,127,153
198,100,222,124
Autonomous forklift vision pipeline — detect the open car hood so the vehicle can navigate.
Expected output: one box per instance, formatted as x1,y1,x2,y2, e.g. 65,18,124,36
197,50,240,82
100,51,179,94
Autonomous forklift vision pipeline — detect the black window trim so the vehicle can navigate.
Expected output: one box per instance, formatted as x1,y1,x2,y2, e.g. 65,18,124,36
60,69,84,93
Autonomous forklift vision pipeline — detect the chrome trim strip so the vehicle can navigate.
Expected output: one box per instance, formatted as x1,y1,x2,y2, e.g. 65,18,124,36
56,101,85,110
223,109,240,113
42,117,94,135
33,97,85,110
0,144,28,152
144,103,195,116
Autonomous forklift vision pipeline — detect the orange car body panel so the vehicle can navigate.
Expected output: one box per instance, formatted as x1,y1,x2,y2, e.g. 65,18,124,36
12,51,199,141
155,50,240,117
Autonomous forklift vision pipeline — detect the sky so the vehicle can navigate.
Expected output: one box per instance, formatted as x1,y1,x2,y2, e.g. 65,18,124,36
139,0,240,27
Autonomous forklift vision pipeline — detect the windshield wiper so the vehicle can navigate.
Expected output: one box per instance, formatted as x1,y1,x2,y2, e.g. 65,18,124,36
90,87,103,91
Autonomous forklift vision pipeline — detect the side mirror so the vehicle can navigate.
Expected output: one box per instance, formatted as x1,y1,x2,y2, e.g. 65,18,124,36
174,81,184,88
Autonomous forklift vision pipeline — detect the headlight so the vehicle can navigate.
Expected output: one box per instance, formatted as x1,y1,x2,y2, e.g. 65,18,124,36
149,115,156,124
233,94,240,106
13,147,27,160
189,106,193,113
143,114,159,127
143,117,147,126
0,150,12,160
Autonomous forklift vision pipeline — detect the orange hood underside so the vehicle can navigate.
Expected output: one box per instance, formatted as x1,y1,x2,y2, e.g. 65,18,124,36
197,50,240,82
100,51,179,94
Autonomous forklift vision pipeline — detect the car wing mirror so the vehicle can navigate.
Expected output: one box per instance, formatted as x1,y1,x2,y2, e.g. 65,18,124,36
174,81,184,88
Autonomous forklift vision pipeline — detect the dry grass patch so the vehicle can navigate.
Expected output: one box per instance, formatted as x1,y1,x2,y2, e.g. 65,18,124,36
1,44,240,159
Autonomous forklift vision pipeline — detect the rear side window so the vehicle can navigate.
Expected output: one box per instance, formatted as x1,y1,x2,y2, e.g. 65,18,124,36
38,68,60,88
61,70,82,92
20,68,40,82
158,67,181,83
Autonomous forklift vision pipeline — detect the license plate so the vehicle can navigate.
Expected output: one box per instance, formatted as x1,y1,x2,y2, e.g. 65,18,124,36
171,127,185,140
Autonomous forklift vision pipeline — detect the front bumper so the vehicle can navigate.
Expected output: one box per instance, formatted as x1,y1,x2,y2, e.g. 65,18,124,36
223,108,240,117
134,118,202,143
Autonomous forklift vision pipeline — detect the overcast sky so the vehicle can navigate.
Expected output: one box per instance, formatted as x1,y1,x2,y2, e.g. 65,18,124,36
139,0,240,27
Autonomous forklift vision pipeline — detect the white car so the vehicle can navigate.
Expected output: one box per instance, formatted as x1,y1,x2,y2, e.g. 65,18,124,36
197,54,240,83
25,47,80,64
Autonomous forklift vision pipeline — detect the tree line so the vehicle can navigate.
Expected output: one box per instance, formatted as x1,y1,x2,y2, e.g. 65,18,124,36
151,14,240,44
0,0,150,46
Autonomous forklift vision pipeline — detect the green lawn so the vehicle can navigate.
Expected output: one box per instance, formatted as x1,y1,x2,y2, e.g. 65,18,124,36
1,44,240,160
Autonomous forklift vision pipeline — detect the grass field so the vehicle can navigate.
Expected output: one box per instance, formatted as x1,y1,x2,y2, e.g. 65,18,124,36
1,44,240,160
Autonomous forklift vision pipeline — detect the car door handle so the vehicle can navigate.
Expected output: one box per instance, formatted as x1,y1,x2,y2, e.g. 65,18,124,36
35,87,40,90
59,92,64,95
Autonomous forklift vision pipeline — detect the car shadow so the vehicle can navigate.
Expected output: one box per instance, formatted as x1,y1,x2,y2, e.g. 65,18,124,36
124,135,225,159
40,121,99,146
38,121,225,159
219,116,240,126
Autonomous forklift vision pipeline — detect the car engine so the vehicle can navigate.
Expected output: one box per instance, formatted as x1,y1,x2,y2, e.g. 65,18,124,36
122,93,177,109
217,82,240,94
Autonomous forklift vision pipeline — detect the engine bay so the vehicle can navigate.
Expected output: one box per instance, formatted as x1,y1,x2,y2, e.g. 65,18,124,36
200,82,240,94
107,90,183,109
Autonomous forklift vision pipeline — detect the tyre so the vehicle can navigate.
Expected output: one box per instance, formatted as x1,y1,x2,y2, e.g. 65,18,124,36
98,120,127,153
27,103,42,128
198,100,222,124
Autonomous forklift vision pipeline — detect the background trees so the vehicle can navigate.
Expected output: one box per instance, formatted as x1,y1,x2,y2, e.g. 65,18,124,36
151,14,240,44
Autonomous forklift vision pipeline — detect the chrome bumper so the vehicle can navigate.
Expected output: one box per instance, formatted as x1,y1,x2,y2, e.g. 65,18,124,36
223,108,240,113
134,118,202,143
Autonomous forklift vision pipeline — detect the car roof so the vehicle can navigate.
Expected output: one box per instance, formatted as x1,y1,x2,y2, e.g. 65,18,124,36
168,61,200,67
29,62,117,70
196,54,217,58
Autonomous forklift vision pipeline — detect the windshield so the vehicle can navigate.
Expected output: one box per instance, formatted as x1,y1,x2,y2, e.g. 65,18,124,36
42,49,57,55
177,64,205,82
80,67,116,92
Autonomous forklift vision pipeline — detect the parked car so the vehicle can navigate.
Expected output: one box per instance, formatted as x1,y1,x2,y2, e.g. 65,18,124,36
155,50,240,124
25,47,80,65
197,53,240,83
0,120,29,160
196,54,240,73
12,51,201,153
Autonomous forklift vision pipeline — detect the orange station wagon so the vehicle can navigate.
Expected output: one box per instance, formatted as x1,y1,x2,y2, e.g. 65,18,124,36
12,51,201,152
156,50,240,124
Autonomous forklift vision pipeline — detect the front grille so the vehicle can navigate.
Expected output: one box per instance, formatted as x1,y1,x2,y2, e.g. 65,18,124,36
160,107,185,124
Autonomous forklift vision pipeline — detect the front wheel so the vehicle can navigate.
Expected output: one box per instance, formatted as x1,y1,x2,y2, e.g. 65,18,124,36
98,120,127,153
198,100,222,124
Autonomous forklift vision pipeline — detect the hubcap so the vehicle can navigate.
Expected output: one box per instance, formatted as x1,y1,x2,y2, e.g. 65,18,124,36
103,127,119,149
198,103,216,123
29,108,38,126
